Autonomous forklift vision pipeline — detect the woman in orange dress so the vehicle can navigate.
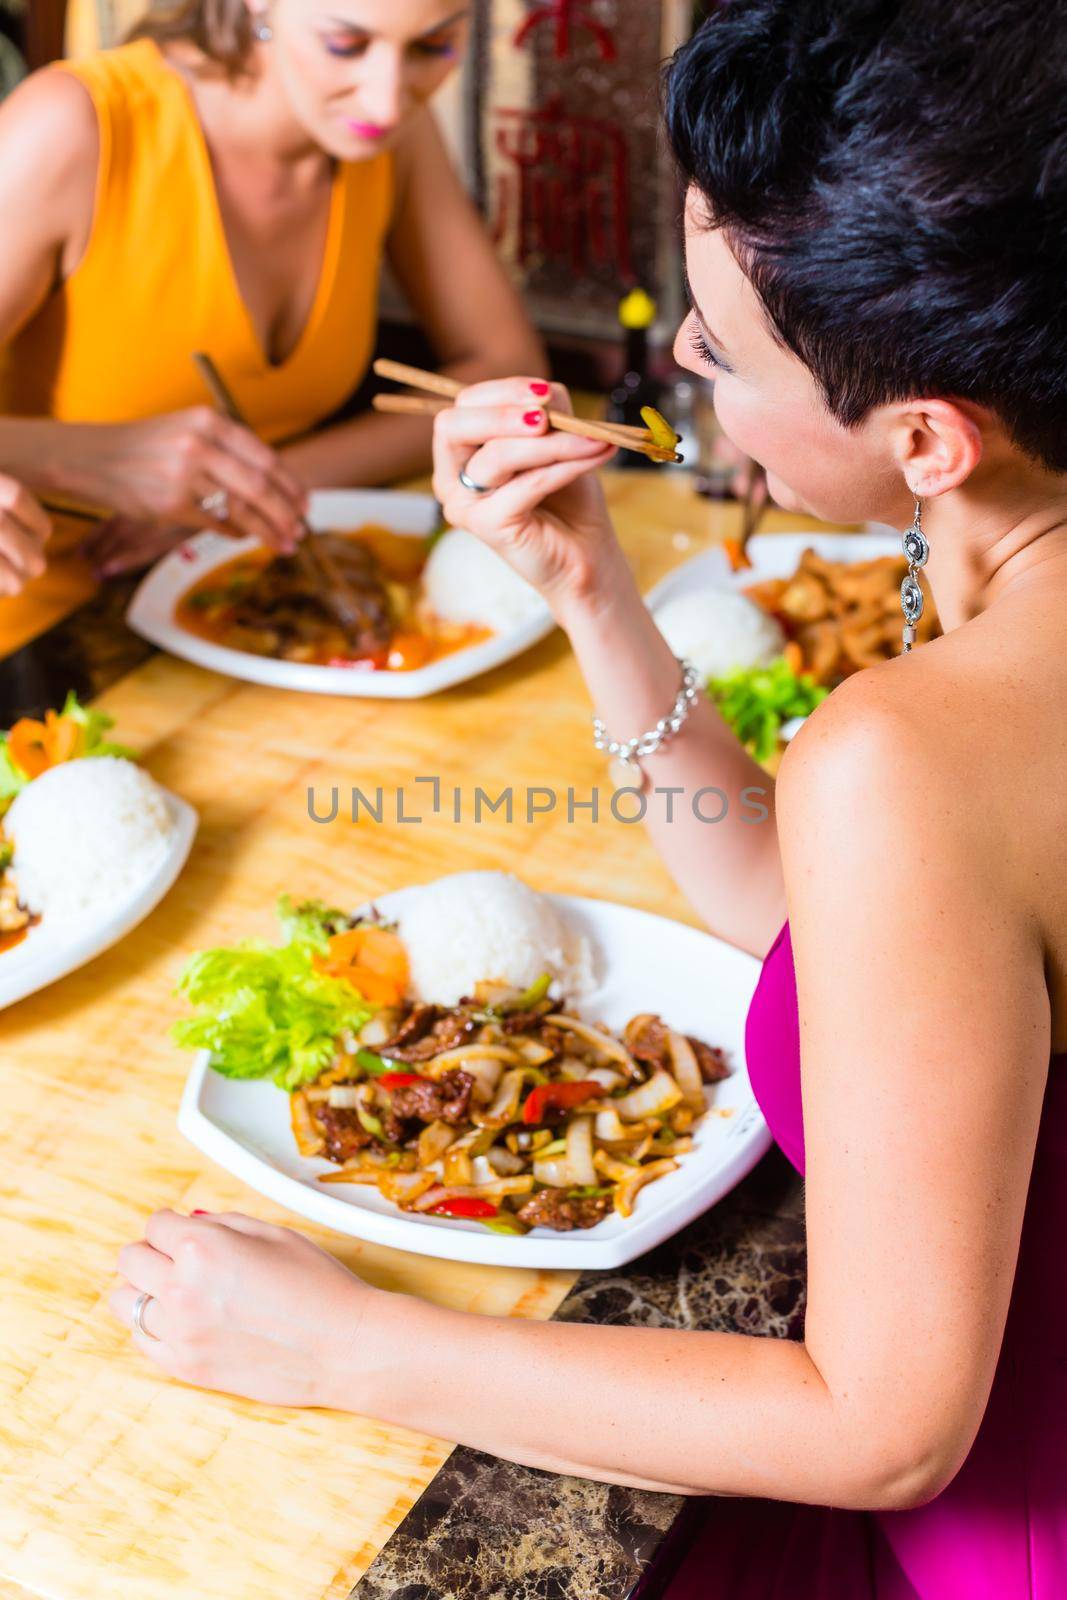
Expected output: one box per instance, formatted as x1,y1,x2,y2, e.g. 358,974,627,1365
0,1,543,583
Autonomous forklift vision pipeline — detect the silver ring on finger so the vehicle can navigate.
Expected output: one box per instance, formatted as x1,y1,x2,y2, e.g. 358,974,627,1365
132,1290,160,1341
458,463,494,496
199,488,231,522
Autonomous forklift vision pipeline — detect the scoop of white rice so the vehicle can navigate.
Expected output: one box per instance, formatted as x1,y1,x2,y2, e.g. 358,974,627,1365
422,529,548,630
6,756,175,921
652,587,785,681
397,871,594,1006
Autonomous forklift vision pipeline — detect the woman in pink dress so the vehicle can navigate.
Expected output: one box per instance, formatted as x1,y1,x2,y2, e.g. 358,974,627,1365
112,2,1067,1592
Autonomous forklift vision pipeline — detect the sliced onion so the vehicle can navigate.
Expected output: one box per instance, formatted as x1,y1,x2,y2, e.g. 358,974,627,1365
612,1069,683,1122
594,1107,629,1143
455,1055,504,1104
593,1147,640,1183
426,1044,519,1077
358,1015,395,1048
443,1146,474,1186
667,1031,706,1114
327,1085,365,1110
377,1171,436,1206
290,1090,324,1157
613,1157,679,1218
565,1115,597,1187
532,1155,574,1189
417,1120,457,1167
584,1065,626,1091
410,1177,533,1211
473,1066,525,1128
553,1016,639,1072
486,1145,526,1176
514,1038,556,1066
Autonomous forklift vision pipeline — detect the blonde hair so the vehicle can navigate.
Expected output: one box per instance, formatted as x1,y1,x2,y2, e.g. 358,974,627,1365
128,0,254,72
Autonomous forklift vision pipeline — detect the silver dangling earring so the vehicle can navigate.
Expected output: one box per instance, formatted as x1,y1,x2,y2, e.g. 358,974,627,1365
252,15,273,42
901,497,929,653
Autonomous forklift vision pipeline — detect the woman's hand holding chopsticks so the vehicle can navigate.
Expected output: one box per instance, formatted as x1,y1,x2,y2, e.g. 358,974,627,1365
52,408,308,559
0,474,50,595
433,377,626,620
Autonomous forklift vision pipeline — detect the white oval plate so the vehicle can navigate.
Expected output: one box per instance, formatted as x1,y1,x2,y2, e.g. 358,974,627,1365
178,889,771,1270
0,790,198,1010
646,530,902,741
126,489,555,700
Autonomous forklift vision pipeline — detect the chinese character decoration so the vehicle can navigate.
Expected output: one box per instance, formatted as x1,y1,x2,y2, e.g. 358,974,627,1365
513,0,618,62
469,0,691,343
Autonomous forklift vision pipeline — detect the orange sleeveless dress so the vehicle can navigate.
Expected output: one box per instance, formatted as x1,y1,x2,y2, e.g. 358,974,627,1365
0,39,394,444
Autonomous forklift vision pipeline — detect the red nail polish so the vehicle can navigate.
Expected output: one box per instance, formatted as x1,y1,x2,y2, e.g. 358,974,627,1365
523,410,544,427
191,1209,209,1216
529,381,550,397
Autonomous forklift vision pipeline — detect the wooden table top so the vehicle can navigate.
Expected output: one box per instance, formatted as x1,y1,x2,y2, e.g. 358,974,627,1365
0,475,826,1600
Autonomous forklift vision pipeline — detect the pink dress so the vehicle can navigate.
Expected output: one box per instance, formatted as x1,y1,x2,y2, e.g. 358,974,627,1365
668,921,1067,1599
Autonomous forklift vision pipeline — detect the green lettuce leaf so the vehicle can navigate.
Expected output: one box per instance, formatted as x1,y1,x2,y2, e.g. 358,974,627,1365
171,904,373,1090
59,691,137,761
0,738,23,808
707,657,830,762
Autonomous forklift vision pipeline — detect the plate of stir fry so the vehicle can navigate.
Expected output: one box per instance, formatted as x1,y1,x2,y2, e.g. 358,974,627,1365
177,882,771,1268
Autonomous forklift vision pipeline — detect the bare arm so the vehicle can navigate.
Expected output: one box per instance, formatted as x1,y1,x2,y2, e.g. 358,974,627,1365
0,72,305,554
281,107,546,488
329,675,1049,1506
114,660,1051,1513
432,377,785,957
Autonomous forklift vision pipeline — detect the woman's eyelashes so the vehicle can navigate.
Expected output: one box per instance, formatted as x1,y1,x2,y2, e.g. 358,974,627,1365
322,33,458,59
689,323,731,374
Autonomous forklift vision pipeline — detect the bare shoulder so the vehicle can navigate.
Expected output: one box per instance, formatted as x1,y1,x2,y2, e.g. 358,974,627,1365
776,652,997,900
0,66,98,165
0,69,99,243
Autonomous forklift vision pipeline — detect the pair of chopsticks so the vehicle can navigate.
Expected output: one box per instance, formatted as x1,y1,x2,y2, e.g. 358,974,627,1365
371,359,683,465
191,352,367,643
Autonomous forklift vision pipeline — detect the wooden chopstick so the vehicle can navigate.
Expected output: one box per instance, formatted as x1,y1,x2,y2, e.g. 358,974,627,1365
191,351,368,642
372,358,682,464
40,497,110,525
739,464,770,553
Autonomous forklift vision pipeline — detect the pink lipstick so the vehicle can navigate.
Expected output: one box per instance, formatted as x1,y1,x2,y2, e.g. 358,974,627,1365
346,119,389,140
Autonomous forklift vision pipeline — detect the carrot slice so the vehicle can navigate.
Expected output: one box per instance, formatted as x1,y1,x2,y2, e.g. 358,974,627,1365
7,719,51,779
316,926,410,1006
44,711,82,765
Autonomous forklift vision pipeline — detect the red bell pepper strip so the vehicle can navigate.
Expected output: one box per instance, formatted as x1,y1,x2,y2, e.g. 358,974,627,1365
379,1072,432,1089
521,1080,601,1125
428,1196,500,1219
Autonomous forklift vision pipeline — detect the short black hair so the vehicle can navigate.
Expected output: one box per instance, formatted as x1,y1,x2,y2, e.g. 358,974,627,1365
665,0,1067,472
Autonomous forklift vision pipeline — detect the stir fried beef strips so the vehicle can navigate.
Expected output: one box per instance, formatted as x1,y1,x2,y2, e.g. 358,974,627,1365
516,1189,613,1231
229,536,394,660
625,1013,730,1083
388,1069,474,1126
379,1004,478,1062
306,992,731,1233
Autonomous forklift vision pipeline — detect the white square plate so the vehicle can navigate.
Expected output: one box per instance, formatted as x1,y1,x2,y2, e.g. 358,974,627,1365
178,888,771,1270
126,489,555,699
0,791,198,1010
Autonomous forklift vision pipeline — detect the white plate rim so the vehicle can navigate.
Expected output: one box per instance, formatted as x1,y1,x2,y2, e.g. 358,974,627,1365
0,789,199,1010
125,489,555,700
178,889,772,1270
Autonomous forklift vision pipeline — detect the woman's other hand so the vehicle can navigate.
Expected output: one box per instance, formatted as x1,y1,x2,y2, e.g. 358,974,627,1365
433,378,625,621
81,516,194,579
0,475,50,596
109,1210,377,1410
75,409,308,554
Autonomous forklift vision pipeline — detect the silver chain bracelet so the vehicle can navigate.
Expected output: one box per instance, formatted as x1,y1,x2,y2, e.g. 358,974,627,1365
593,659,701,772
